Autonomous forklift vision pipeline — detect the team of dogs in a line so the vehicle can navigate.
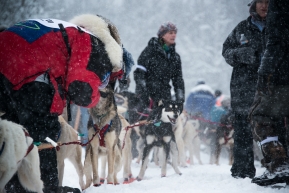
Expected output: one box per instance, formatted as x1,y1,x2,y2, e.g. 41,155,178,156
0,86,237,193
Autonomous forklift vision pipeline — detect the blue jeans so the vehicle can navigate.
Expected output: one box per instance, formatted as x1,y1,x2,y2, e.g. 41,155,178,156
69,104,89,144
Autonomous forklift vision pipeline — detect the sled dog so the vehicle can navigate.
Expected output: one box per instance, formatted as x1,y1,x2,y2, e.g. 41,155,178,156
99,113,134,184
152,112,202,166
83,86,122,189
136,100,182,180
0,113,43,193
214,111,234,165
57,115,84,190
181,113,203,165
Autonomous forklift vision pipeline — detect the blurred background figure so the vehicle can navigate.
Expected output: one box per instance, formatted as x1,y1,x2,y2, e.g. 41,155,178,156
185,81,216,156
185,80,215,121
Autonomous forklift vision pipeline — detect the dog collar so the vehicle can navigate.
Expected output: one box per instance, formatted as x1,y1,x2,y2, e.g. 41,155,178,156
154,121,162,127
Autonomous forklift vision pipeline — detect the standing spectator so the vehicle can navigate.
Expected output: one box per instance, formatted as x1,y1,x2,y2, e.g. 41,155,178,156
0,14,123,193
185,80,215,147
185,81,215,121
249,0,289,186
134,21,185,111
222,0,269,179
208,95,229,164
185,81,215,158
214,89,225,107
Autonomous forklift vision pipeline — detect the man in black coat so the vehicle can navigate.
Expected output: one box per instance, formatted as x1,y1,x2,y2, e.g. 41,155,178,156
222,0,269,179
249,0,289,186
134,22,185,111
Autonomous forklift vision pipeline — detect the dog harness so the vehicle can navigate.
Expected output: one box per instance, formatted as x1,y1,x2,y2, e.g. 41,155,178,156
16,129,35,163
93,121,112,147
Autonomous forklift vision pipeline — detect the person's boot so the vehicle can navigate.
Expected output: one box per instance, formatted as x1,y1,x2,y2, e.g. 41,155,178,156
44,186,81,193
252,140,289,186
57,186,81,193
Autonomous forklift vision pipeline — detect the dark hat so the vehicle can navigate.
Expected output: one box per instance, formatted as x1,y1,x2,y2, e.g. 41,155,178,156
248,0,257,13
215,90,222,97
248,0,267,20
157,22,177,38
248,0,256,6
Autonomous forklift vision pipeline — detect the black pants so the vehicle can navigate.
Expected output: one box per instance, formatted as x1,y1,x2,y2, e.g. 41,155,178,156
1,74,60,193
250,87,289,157
230,113,256,178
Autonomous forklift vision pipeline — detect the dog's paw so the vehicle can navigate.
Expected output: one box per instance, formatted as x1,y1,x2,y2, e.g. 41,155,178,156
123,177,136,184
179,173,182,176
100,178,105,184
93,184,101,187
136,176,142,181
161,174,166,177
123,178,129,184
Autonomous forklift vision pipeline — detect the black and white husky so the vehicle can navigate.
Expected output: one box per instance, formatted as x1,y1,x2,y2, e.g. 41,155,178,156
136,100,182,180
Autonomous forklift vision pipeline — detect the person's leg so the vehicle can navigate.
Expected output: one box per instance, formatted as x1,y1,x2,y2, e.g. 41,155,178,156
68,104,78,129
250,86,289,185
79,107,89,144
231,113,255,178
0,74,19,122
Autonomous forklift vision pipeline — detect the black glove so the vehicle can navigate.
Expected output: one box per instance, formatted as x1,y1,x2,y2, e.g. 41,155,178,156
237,47,258,65
175,89,185,103
257,75,272,95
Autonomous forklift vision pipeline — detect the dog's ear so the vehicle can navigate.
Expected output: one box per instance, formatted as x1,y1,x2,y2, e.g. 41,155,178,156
158,100,163,106
0,111,5,117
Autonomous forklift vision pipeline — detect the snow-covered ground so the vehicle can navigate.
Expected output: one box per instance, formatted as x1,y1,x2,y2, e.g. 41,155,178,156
63,147,288,193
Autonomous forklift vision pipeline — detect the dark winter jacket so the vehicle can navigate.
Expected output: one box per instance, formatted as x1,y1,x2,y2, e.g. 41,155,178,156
222,16,266,115
134,37,185,104
258,0,289,85
0,18,123,114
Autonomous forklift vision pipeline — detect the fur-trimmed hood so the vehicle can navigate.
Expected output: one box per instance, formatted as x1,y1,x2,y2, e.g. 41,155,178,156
190,84,214,95
69,14,123,72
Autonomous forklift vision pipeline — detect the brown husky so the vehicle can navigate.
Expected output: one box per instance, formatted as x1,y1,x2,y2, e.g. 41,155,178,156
57,116,84,190
83,86,122,189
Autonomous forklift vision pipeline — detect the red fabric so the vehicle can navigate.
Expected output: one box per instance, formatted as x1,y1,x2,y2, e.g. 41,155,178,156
109,69,124,82
0,27,101,114
215,95,224,107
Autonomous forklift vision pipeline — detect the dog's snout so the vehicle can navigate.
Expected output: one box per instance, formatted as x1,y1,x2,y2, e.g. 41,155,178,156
174,114,178,119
